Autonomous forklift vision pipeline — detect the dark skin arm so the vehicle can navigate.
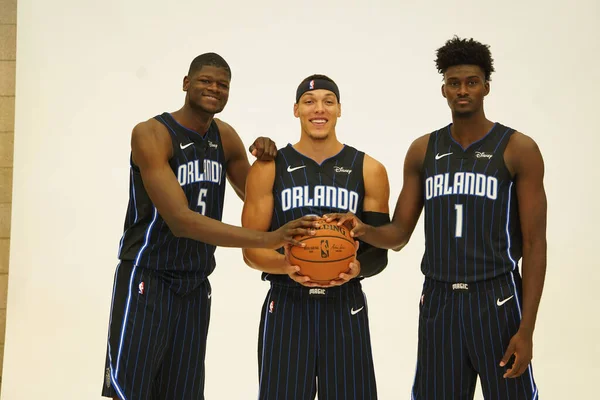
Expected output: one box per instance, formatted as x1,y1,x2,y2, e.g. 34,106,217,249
500,132,547,378
131,119,317,248
216,119,277,201
325,135,428,250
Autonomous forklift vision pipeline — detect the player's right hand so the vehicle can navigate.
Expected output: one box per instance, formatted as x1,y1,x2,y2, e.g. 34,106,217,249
322,212,367,238
264,215,321,249
282,243,316,286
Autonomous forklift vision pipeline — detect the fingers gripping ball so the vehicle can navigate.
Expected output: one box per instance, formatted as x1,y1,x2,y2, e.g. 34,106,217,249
289,220,355,283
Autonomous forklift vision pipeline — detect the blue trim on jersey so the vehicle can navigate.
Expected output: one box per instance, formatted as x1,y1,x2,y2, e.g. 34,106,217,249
287,143,347,166
508,272,538,398
505,182,517,271
105,262,128,400
134,208,159,266
162,113,210,141
109,265,139,400
446,122,498,152
131,168,139,222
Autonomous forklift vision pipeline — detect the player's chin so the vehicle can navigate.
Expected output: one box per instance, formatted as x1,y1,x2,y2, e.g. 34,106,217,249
307,131,329,141
196,100,226,114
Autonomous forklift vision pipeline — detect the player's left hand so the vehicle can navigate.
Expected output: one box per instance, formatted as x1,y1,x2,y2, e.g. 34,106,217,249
249,137,278,161
499,329,533,378
312,241,361,288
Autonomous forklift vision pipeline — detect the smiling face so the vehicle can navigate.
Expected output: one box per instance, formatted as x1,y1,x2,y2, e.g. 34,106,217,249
441,64,490,118
293,89,341,140
183,65,230,114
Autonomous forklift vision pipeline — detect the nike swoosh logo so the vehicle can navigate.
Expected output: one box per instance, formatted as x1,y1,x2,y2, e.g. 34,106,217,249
496,295,514,306
287,165,306,172
207,292,212,299
350,306,364,315
180,142,194,150
435,152,453,160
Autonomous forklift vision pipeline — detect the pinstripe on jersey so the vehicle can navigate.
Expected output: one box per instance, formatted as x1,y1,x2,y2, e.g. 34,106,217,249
118,112,227,284
421,123,523,283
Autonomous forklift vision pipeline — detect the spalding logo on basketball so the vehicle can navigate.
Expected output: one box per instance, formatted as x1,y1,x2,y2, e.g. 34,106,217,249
289,220,356,283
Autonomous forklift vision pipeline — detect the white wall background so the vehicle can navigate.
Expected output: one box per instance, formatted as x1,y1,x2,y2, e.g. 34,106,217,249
2,0,599,398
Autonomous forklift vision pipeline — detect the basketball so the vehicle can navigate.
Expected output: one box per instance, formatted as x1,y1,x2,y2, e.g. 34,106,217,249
289,219,356,283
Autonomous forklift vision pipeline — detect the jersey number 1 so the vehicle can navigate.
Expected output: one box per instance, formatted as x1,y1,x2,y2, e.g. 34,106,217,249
198,188,208,215
454,204,463,238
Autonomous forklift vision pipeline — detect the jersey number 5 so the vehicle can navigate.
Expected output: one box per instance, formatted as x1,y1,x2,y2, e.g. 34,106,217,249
454,204,463,238
198,188,208,215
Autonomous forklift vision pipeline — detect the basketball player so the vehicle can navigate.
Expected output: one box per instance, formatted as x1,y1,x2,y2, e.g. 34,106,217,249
326,37,546,399
241,75,391,399
102,53,320,400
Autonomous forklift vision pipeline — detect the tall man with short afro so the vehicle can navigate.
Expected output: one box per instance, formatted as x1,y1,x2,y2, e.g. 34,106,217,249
325,36,546,399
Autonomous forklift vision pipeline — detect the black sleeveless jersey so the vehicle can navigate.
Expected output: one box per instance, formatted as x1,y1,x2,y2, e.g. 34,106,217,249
420,123,522,283
118,112,227,279
264,144,366,285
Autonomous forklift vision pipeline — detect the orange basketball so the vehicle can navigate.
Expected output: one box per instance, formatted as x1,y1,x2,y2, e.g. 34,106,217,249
289,220,356,283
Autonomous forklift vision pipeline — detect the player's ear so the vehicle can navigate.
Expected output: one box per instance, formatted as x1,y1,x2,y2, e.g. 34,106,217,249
183,76,190,92
337,103,341,118
441,84,447,98
484,81,490,96
293,103,299,118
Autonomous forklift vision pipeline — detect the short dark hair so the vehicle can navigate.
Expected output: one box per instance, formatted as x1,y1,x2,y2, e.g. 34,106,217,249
188,52,231,79
435,36,495,81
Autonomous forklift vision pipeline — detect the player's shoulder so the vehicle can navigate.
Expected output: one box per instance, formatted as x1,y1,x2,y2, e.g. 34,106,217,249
411,132,431,149
213,118,236,137
507,130,541,152
131,117,170,144
406,133,431,159
362,152,387,176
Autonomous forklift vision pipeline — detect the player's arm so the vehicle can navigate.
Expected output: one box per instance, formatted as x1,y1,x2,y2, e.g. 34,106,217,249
241,161,311,280
131,120,316,249
355,154,391,277
326,135,427,251
500,132,547,377
217,119,277,201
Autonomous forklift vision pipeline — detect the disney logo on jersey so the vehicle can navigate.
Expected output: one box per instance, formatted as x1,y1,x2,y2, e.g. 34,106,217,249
475,151,493,159
334,166,352,174
177,159,224,186
426,172,498,200
281,185,360,213
208,140,218,149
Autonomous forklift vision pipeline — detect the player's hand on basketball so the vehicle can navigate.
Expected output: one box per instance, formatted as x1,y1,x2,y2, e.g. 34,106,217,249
282,244,320,287
325,240,361,287
267,215,320,249
249,137,278,161
322,212,367,238
500,329,533,379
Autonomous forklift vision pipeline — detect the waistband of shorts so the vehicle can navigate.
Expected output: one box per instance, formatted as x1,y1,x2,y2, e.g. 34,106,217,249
423,270,521,293
269,278,362,297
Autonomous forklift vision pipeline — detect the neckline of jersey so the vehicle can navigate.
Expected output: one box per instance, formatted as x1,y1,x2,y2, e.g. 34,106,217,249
286,143,347,167
446,122,498,152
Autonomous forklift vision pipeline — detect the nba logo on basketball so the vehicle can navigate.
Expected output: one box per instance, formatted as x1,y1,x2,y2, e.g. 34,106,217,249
138,282,145,295
320,240,330,258
269,300,274,313
309,80,314,89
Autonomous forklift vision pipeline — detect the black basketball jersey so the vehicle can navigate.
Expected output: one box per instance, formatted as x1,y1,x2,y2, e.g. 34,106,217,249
264,144,366,284
118,112,227,278
421,122,522,283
